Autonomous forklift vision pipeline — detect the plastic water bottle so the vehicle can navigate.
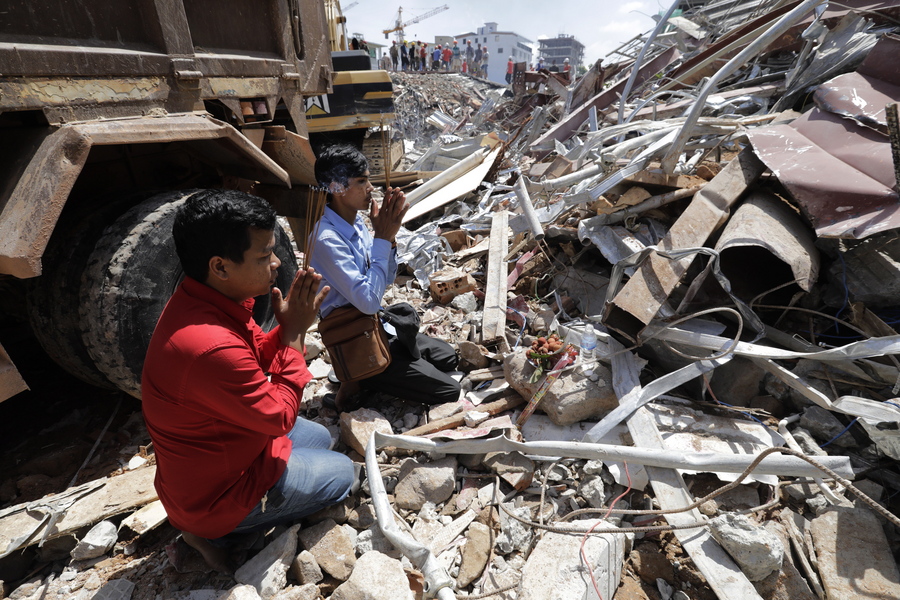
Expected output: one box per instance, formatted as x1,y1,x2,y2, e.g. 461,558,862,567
581,326,597,373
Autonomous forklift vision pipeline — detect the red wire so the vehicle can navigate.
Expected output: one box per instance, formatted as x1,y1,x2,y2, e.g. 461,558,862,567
580,462,633,600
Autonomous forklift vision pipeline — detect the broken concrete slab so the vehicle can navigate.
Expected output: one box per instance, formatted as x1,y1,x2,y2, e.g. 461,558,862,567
70,520,117,561
220,585,262,600
289,550,322,586
117,499,167,537
298,519,356,582
481,209,510,349
339,408,393,456
752,521,817,600
393,456,458,510
518,518,625,600
0,466,158,557
235,524,299,600
708,513,784,582
330,551,413,600
457,521,491,587
504,349,618,426
482,452,535,491
810,506,900,599
271,584,319,600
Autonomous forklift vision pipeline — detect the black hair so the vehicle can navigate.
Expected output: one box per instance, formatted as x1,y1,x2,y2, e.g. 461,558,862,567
173,189,277,283
314,144,369,191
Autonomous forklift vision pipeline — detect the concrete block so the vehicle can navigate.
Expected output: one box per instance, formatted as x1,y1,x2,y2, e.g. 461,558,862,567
394,457,457,510
519,518,625,600
289,550,322,586
71,521,118,561
708,513,783,581
504,350,617,426
429,269,477,304
810,506,900,599
298,519,356,582
235,524,299,600
339,408,393,456
330,551,414,600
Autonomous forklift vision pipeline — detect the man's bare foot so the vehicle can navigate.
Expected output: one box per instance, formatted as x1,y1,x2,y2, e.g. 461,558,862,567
181,531,233,575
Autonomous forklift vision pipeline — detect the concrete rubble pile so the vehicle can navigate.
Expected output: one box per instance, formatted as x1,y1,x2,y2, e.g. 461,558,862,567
7,1,900,599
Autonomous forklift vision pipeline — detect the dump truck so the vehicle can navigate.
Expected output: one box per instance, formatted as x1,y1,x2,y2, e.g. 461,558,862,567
0,0,337,402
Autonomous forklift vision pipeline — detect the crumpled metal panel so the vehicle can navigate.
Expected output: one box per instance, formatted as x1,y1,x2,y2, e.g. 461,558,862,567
748,34,900,239
814,34,900,134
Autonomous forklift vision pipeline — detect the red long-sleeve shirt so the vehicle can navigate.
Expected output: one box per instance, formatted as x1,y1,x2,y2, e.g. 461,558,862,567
142,277,311,538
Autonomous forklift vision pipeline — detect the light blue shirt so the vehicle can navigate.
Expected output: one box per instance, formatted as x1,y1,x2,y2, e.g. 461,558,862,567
310,205,397,318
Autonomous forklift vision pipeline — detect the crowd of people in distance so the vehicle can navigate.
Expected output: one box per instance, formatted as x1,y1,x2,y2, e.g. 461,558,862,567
379,37,575,86
385,38,488,76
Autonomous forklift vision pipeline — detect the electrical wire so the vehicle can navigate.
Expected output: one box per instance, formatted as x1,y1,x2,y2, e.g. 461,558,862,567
701,373,770,428
752,302,900,380
501,446,900,532
819,417,859,448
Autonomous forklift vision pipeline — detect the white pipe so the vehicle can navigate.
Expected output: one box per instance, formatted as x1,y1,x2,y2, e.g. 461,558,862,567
539,161,604,192
616,0,683,125
514,175,545,240
366,434,456,600
373,432,854,480
404,147,489,207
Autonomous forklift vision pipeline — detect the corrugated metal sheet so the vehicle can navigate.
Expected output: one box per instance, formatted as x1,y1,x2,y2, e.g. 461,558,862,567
748,34,900,239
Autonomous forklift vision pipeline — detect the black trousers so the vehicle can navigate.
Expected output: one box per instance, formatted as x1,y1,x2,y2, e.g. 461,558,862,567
361,332,460,405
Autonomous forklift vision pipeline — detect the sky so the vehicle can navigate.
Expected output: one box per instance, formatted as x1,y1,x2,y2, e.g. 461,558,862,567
342,0,664,66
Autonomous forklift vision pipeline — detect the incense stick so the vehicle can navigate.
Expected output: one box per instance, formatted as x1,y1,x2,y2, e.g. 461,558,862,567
301,186,327,270
381,116,391,190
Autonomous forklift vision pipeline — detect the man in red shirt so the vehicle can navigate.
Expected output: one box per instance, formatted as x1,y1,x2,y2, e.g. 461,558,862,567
441,45,452,71
142,190,353,573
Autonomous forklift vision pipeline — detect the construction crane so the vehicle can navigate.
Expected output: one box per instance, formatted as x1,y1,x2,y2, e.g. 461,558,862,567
343,1,359,9
382,5,449,44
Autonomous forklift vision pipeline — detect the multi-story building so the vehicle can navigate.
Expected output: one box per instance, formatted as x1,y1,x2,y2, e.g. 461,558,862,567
457,22,534,84
538,34,585,71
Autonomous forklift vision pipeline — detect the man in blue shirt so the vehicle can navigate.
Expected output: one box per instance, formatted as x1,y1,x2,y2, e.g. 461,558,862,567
310,145,461,411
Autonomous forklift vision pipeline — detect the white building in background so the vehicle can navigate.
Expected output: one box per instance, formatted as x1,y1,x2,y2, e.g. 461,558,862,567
456,22,533,84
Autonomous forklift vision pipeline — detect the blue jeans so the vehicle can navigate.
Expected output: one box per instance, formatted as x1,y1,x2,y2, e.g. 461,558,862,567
230,418,354,534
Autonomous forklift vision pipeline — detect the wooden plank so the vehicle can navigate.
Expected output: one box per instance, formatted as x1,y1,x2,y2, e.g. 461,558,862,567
603,149,765,343
481,210,509,348
0,466,158,555
119,499,168,536
404,393,524,438
0,340,28,404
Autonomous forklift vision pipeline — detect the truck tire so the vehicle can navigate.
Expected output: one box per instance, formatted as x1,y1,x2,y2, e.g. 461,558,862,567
26,200,133,389
79,190,298,399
